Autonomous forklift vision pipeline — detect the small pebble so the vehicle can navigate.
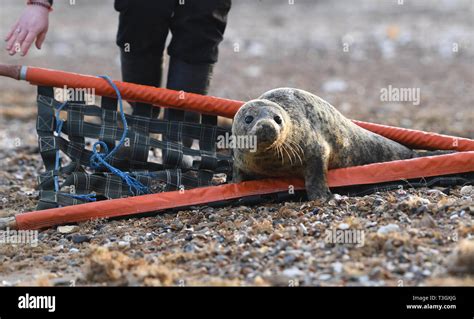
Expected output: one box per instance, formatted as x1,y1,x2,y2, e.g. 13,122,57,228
43,255,54,262
460,185,473,196
53,245,64,252
122,235,133,241
298,223,308,235
283,254,297,265
71,234,92,244
318,274,332,281
282,267,304,277
358,275,370,284
377,224,400,235
118,241,130,247
57,225,79,234
332,262,343,273
183,242,195,252
404,272,415,280
366,221,377,228
422,269,432,276
338,223,350,230
417,214,437,228
373,198,385,206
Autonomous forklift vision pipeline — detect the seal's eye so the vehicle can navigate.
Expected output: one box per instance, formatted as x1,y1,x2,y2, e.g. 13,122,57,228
274,115,282,124
245,115,254,124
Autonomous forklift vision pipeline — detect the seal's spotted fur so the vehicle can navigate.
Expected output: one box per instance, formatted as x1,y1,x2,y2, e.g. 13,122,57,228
232,88,417,200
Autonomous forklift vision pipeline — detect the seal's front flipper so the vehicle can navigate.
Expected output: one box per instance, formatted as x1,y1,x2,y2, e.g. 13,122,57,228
232,165,258,183
304,157,332,201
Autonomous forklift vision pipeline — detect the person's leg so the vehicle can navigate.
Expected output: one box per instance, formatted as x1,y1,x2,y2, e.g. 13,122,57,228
165,0,232,147
120,53,162,118
168,0,231,65
115,0,175,118
165,59,214,147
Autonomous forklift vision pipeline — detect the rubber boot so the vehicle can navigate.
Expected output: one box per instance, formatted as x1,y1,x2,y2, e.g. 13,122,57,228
120,49,163,119
163,58,215,167
165,57,214,147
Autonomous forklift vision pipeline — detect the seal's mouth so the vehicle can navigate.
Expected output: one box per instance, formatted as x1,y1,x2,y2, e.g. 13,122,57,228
253,119,280,147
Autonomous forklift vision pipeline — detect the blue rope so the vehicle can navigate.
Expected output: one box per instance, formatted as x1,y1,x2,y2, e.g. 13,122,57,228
89,75,149,196
54,101,96,202
63,193,97,202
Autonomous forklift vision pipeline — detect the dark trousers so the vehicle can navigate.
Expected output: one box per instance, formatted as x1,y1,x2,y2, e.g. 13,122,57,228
114,0,231,148
115,0,231,64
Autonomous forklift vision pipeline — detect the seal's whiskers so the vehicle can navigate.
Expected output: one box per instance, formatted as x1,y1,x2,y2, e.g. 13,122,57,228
287,140,304,165
281,143,295,165
286,142,300,165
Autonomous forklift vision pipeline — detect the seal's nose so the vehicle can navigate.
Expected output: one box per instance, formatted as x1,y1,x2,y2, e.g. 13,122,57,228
255,120,277,143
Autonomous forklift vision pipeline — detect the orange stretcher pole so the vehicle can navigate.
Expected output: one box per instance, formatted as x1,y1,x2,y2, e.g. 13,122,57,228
1,64,472,151
0,151,471,230
353,120,474,152
0,64,471,148
0,64,243,118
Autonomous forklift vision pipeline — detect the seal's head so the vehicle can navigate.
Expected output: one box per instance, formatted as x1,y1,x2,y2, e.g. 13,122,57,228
232,99,291,151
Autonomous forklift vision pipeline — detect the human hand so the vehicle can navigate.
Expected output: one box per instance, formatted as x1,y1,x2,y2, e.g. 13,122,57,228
5,5,50,56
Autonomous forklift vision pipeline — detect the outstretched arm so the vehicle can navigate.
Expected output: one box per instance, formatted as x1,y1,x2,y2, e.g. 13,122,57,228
5,0,52,56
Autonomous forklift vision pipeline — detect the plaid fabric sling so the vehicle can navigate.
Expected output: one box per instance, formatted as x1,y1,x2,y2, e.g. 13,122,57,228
35,86,233,210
